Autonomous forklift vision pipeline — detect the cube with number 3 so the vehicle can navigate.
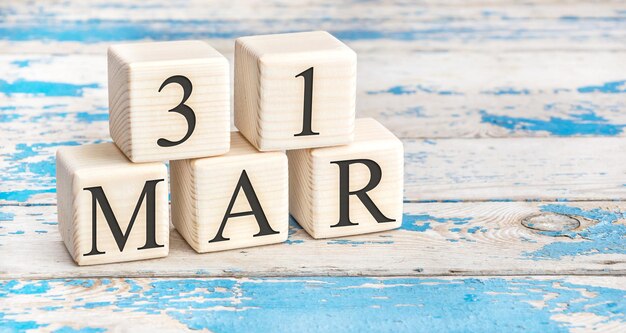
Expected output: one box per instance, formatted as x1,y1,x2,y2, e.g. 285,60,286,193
108,40,230,162
234,31,357,151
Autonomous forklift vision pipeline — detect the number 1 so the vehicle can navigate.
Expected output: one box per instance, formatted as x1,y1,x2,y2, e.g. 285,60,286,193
294,67,319,137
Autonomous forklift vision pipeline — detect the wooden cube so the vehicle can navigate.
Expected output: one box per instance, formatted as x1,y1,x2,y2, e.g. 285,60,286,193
56,143,169,265
108,40,230,163
288,118,403,239
234,31,356,151
170,132,288,252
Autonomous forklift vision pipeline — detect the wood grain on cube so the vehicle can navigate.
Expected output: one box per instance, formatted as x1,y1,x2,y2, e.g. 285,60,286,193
288,118,403,238
55,143,169,266
170,132,288,253
234,31,356,151
108,40,230,162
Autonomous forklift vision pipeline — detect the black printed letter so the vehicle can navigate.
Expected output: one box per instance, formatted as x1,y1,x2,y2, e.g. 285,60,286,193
209,170,279,243
83,179,165,256
330,159,395,227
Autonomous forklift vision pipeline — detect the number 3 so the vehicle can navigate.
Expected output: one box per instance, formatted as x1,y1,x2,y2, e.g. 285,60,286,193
157,75,196,147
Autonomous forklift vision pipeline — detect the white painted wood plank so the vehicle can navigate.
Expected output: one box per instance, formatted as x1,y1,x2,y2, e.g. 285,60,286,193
4,136,626,204
404,137,626,201
2,50,626,147
1,0,625,54
1,276,624,332
1,201,624,279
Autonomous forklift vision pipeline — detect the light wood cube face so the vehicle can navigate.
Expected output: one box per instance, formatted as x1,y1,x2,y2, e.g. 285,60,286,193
56,143,169,266
234,31,356,151
170,132,289,253
288,118,403,239
108,40,230,163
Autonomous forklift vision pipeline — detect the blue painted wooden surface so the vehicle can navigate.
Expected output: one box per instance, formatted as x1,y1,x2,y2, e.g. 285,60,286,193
2,277,625,332
1,0,625,331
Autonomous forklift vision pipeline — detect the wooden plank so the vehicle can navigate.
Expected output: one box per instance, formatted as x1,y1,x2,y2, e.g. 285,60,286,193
2,50,626,153
404,137,626,201
4,136,626,205
1,201,624,279
1,276,624,332
1,0,625,53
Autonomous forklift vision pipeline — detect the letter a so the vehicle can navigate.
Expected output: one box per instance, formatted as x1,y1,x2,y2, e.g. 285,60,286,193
209,170,279,243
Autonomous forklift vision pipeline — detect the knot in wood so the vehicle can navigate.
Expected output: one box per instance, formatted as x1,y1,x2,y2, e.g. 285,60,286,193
521,213,580,232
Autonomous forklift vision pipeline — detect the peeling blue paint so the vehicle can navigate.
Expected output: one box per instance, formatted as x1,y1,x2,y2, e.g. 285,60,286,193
0,22,486,43
0,280,51,295
40,306,62,311
467,226,487,234
43,104,68,109
125,279,143,293
0,79,99,97
520,236,538,243
75,112,108,123
10,59,30,68
286,216,305,245
578,80,626,94
0,211,14,221
482,87,530,95
53,326,107,333
367,85,461,96
76,301,112,309
524,205,626,260
0,312,47,332
0,111,20,123
3,277,623,332
65,280,95,288
326,239,394,246
0,188,56,202
398,106,425,117
0,19,246,42
1,141,82,202
480,110,625,136
402,213,472,232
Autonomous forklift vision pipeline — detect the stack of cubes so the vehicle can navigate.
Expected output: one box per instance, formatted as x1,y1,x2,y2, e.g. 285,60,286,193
56,31,404,266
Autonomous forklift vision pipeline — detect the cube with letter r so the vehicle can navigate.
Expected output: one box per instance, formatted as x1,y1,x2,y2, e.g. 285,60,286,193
56,143,169,265
288,118,404,238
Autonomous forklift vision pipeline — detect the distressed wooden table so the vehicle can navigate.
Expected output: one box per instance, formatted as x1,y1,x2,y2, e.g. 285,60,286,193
1,0,625,332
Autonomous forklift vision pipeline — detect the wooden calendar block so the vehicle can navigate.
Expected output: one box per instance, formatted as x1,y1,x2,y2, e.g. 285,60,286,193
108,40,230,163
234,31,356,151
170,132,288,252
288,118,403,239
56,143,169,266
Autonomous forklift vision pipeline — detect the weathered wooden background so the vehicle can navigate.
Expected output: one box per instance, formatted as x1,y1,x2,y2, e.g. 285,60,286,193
1,0,625,331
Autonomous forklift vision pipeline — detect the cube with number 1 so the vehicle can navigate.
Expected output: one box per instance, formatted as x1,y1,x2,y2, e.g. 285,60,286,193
234,31,356,151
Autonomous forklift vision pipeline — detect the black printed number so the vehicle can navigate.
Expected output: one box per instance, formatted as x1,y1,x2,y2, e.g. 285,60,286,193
156,75,196,147
294,67,319,137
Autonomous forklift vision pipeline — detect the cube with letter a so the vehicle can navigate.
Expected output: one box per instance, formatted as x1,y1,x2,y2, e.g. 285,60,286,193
234,31,356,151
288,118,403,238
170,132,288,252
56,143,169,265
108,40,230,162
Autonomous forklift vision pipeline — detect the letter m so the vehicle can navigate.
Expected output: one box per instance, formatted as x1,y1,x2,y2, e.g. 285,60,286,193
82,179,164,256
